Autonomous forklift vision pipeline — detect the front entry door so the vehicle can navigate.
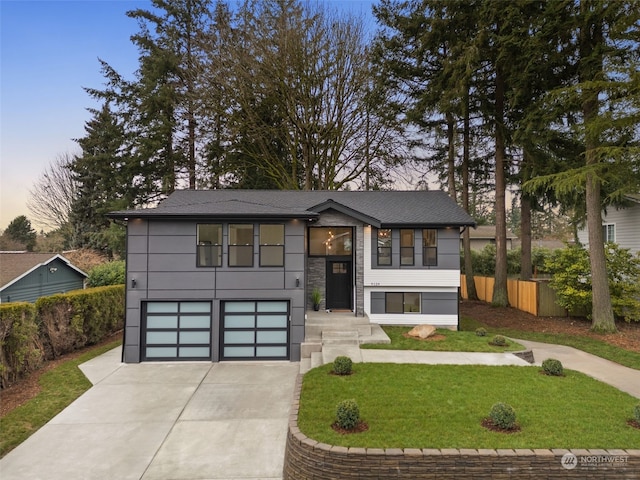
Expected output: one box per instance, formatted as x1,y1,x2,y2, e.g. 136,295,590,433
326,260,352,310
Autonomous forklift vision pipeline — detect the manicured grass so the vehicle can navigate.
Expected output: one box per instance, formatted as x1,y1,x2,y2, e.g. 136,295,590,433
298,363,640,449
360,326,525,352
460,317,640,371
0,340,122,458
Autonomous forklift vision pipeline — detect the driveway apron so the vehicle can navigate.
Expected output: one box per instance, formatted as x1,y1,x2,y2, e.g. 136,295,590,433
0,352,299,480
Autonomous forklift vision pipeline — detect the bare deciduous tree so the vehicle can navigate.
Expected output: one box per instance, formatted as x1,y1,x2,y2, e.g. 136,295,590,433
27,153,78,233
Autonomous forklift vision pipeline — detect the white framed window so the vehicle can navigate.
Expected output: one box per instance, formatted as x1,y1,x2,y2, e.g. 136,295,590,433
602,224,615,243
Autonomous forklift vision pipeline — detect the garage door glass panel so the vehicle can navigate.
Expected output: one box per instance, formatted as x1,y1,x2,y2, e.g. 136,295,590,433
179,347,210,357
224,302,255,313
146,347,177,357
146,316,178,328
257,331,287,343
147,302,178,313
225,315,255,328
180,302,211,313
256,346,287,357
257,301,288,312
224,346,255,357
180,331,210,344
257,315,287,328
224,331,254,344
147,331,177,344
180,316,211,328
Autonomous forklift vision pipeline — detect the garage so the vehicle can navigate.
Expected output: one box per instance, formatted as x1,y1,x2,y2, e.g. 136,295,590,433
142,301,212,361
221,300,289,360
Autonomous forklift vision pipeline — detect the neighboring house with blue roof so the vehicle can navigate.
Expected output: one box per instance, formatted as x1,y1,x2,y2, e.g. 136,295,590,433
109,190,476,363
577,194,640,256
0,253,87,303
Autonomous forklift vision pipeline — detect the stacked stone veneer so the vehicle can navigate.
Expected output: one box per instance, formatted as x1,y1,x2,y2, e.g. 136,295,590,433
283,375,640,479
307,211,365,316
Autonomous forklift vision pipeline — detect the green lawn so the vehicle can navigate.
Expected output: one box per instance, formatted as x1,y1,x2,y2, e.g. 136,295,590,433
361,326,525,352
460,316,640,371
0,339,122,458
298,363,640,449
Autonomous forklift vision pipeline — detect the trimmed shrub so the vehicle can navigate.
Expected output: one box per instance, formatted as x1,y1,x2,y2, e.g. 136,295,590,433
36,285,125,358
333,356,353,375
633,404,640,423
475,327,487,337
87,260,125,287
336,399,360,430
542,358,564,376
0,303,43,388
490,334,507,346
489,402,516,430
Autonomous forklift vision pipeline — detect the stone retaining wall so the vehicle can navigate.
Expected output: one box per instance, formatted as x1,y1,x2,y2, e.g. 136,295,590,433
283,375,640,479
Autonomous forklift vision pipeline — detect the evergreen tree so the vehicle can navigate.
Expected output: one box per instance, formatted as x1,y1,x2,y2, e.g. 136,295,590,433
4,216,37,251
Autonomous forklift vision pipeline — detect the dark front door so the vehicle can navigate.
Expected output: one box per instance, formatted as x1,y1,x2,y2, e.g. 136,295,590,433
326,260,352,310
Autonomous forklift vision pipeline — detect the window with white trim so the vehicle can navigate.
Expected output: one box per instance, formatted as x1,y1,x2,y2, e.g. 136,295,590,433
602,224,615,243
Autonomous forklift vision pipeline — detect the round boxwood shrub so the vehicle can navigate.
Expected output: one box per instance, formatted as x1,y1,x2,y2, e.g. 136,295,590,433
489,402,516,430
336,399,360,430
333,355,353,375
542,358,564,376
475,327,487,337
490,334,507,346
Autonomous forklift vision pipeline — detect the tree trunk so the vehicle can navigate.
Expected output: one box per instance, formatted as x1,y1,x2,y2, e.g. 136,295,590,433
520,194,532,280
462,87,478,300
492,64,509,307
580,0,616,332
446,112,456,200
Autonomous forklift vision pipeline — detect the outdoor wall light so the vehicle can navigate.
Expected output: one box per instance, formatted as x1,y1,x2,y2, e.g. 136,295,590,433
296,276,300,287
49,267,57,274
131,278,137,289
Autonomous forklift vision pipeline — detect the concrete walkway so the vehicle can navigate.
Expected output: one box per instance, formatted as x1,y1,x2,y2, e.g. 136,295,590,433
0,350,299,480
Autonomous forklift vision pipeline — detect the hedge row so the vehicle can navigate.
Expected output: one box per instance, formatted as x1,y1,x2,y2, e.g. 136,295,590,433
0,285,124,389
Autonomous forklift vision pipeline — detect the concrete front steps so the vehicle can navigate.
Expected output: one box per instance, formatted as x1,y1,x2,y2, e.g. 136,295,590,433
299,310,390,374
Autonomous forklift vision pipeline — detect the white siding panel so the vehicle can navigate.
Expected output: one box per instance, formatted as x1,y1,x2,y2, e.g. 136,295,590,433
367,313,458,327
576,204,640,256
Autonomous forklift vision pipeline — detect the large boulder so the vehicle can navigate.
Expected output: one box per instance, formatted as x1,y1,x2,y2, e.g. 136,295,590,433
407,324,437,339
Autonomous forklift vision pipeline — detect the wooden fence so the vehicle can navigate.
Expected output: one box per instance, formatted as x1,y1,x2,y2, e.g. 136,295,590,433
460,275,568,317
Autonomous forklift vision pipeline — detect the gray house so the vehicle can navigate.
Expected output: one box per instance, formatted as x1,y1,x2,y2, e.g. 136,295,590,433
577,194,640,256
0,253,87,303
109,190,475,363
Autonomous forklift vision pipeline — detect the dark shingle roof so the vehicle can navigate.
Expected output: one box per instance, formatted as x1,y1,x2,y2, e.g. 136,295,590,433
109,190,476,228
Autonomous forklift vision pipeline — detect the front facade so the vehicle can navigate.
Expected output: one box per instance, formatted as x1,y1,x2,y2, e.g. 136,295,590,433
0,253,87,303
110,190,475,363
577,194,640,256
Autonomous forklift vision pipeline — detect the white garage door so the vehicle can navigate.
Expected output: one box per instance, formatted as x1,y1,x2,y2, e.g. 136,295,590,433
221,301,289,360
142,301,212,361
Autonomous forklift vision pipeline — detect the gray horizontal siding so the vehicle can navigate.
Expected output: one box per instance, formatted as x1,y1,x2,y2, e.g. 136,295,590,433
371,227,460,270
370,291,458,315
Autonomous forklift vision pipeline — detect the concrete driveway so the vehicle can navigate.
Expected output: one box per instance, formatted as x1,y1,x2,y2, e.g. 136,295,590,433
0,347,299,480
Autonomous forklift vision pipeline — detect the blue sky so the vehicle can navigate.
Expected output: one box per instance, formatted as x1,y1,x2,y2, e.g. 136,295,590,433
0,0,375,231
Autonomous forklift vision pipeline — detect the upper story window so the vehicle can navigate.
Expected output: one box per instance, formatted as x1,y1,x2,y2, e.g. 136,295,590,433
400,229,414,265
377,229,392,265
602,224,615,243
260,224,284,267
229,224,254,267
423,229,437,266
309,227,352,256
197,224,222,267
